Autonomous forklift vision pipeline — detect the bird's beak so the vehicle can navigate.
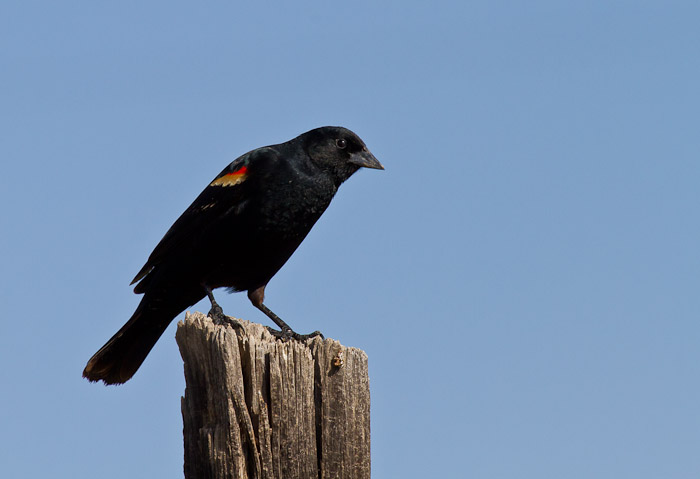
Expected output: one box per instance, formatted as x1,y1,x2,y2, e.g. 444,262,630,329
349,150,384,170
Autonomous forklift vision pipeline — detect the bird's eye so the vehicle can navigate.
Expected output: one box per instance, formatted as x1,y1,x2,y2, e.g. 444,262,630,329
335,138,347,149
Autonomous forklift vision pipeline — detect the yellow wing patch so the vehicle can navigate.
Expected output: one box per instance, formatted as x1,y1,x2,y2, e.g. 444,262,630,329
210,166,249,187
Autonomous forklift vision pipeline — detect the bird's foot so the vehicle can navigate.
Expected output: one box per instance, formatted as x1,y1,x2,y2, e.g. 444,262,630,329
208,303,243,330
265,326,324,342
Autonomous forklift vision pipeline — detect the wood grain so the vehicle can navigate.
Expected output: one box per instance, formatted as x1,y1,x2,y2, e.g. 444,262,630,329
176,312,370,479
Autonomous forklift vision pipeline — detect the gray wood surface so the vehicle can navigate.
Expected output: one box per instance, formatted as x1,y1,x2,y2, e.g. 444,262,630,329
176,312,370,479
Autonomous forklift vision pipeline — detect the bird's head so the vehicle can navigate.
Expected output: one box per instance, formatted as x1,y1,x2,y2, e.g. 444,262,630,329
302,126,384,185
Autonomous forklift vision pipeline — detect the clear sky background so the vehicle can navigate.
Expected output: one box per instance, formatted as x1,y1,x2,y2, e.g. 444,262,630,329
2,1,699,478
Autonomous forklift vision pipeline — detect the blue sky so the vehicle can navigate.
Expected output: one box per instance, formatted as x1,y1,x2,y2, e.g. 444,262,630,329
2,1,700,477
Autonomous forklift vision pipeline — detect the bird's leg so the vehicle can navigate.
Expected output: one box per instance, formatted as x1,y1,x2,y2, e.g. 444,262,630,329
247,286,323,341
204,285,242,329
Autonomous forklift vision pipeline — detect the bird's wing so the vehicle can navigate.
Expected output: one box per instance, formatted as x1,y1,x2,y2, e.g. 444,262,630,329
130,147,279,290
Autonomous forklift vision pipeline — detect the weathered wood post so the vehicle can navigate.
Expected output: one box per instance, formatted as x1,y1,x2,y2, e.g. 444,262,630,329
176,311,371,479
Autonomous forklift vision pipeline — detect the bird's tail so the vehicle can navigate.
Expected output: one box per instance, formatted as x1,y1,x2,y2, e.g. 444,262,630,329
83,297,186,385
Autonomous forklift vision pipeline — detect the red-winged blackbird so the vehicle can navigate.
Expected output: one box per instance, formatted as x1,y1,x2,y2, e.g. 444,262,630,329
83,126,383,385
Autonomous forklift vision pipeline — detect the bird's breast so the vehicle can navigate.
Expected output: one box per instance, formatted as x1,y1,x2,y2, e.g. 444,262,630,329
252,174,336,236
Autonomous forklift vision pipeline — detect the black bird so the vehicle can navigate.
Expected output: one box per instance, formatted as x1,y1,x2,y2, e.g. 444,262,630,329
83,126,383,385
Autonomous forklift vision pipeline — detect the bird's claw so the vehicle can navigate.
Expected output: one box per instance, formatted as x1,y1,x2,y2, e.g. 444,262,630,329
208,304,242,330
301,330,324,340
265,326,323,342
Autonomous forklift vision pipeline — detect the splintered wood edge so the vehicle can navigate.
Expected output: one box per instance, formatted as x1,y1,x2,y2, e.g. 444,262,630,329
175,311,368,362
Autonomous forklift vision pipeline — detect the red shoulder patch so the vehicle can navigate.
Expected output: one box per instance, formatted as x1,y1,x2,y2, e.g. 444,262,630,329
210,165,248,187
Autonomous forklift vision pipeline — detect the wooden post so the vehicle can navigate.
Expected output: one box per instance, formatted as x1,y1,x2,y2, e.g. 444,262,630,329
176,312,371,479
